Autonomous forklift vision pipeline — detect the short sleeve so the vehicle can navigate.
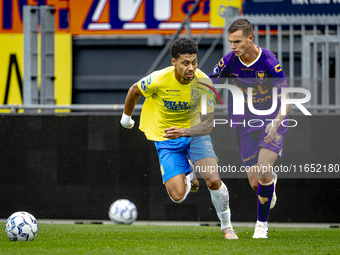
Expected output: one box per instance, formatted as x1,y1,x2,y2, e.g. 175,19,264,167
137,74,156,98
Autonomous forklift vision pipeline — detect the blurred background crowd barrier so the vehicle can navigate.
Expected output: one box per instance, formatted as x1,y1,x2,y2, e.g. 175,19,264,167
0,0,339,223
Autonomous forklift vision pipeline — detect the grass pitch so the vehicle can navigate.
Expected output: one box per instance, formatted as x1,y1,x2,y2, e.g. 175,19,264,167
1,223,339,254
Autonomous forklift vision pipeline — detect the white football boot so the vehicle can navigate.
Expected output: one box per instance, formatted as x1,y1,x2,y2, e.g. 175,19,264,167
252,221,268,239
222,228,239,239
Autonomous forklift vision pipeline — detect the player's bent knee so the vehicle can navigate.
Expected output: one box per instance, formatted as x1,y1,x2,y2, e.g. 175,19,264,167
172,196,186,204
167,189,187,203
205,178,221,190
169,193,186,203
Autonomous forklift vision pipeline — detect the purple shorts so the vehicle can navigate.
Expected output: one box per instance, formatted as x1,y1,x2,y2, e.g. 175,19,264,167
235,123,288,167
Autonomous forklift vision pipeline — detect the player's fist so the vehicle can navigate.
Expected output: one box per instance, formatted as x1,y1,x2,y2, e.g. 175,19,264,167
120,113,135,129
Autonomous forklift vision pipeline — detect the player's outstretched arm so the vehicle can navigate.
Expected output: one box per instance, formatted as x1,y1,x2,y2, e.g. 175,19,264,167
120,83,143,129
163,112,214,139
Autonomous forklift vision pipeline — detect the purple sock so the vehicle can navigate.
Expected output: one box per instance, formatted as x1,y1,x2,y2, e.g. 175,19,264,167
257,182,274,222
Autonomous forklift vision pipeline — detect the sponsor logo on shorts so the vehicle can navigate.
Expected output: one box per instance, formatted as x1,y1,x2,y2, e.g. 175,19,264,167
274,133,282,144
270,143,281,149
243,153,258,163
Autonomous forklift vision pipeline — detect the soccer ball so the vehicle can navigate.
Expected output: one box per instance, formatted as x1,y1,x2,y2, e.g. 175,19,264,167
5,211,38,241
108,199,138,224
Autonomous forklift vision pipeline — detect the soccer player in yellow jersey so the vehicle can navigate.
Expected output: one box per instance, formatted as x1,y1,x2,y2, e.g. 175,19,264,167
120,38,238,239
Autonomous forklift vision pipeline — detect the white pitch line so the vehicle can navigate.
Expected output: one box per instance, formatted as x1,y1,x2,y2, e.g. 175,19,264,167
0,219,338,228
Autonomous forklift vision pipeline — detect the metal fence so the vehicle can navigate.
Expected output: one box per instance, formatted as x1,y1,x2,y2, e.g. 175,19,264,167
5,5,340,115
22,5,55,114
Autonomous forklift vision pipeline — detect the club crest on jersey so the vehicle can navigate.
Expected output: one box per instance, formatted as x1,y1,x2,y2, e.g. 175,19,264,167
141,80,147,91
255,71,267,83
191,89,199,99
274,133,282,144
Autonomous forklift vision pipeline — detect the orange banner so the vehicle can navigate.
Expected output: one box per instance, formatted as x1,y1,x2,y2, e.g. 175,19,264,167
1,0,224,35
0,0,69,33
70,0,221,35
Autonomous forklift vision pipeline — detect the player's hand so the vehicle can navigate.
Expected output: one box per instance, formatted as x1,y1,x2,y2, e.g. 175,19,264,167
264,121,279,143
120,113,135,129
163,127,184,139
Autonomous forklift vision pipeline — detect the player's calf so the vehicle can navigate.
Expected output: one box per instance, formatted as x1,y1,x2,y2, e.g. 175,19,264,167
166,174,192,203
209,182,234,231
205,177,221,190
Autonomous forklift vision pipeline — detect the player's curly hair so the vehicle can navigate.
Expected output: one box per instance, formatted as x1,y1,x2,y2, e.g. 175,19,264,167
228,18,253,37
170,37,198,59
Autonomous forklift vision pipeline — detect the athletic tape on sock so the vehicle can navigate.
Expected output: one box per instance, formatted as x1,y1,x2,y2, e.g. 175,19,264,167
210,182,232,229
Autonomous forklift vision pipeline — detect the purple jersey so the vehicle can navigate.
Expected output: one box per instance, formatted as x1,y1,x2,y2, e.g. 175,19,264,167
209,47,289,128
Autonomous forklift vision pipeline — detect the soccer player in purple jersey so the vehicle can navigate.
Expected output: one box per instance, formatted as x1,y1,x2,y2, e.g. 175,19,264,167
209,18,292,238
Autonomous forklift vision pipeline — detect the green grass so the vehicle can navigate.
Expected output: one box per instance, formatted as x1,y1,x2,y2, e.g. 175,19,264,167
1,223,339,255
